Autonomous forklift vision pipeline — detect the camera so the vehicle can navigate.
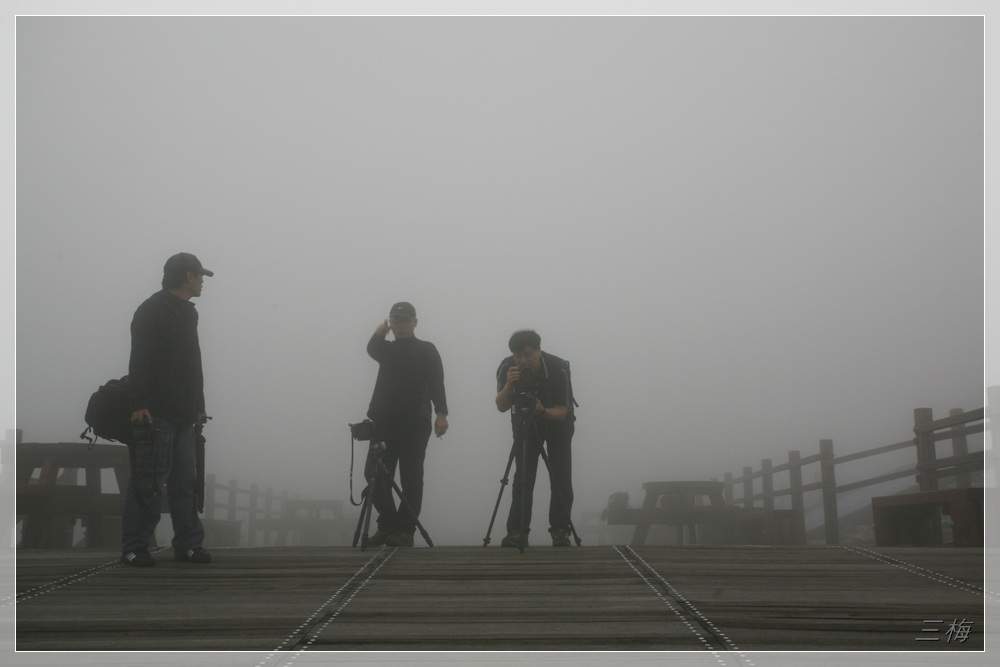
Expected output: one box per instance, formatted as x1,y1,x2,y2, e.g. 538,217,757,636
349,419,381,442
511,365,539,397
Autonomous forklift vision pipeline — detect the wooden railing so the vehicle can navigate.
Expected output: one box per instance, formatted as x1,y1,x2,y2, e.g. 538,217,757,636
719,405,986,545
201,474,352,547
10,429,352,549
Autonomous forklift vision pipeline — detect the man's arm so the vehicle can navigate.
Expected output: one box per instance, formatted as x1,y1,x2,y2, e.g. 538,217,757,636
538,404,568,422
538,357,569,422
495,358,566,420
128,303,155,424
193,328,207,424
427,343,449,437
367,320,390,361
495,359,517,412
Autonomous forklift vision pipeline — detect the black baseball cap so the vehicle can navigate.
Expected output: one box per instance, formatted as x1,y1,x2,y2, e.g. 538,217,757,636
164,253,214,278
389,302,416,319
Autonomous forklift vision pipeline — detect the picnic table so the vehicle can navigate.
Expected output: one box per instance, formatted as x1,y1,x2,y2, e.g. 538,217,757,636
604,480,804,546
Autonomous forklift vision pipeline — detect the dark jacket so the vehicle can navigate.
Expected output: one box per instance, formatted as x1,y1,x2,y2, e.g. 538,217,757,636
128,290,206,424
496,351,576,435
367,334,447,424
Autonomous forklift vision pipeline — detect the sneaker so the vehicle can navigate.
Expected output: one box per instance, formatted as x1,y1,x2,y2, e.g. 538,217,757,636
366,529,390,547
501,531,527,548
385,530,414,547
120,550,156,567
174,547,212,563
550,527,571,547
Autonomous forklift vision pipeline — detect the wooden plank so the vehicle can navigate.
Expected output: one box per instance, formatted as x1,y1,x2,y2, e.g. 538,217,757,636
14,545,985,651
833,438,915,464
629,546,984,651
17,442,129,470
914,408,984,433
17,488,123,516
310,546,699,650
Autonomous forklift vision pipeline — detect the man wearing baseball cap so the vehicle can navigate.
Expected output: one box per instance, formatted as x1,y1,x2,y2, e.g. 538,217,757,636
121,252,214,566
363,301,449,547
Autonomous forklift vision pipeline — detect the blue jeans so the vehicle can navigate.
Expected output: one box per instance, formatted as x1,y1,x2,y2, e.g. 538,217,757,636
121,417,205,553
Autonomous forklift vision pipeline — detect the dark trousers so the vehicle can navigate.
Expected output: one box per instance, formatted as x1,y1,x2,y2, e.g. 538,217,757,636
506,421,574,536
365,413,432,534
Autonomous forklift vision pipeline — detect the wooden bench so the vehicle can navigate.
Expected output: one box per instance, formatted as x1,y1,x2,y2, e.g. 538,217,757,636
872,487,983,547
16,442,131,548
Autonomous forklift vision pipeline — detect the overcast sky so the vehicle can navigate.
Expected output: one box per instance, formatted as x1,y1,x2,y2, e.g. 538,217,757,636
11,14,985,546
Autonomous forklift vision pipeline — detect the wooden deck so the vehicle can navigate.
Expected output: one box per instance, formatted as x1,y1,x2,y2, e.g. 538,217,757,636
13,545,989,653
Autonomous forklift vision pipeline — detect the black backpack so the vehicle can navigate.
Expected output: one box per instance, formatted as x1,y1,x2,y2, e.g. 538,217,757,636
80,376,134,446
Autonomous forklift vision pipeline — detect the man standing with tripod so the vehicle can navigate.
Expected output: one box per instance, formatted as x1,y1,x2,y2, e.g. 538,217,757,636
495,330,576,548
364,302,449,547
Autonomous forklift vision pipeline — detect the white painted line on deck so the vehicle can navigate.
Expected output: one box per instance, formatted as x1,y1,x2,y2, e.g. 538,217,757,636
838,545,998,603
614,545,756,667
9,546,171,607
256,545,397,667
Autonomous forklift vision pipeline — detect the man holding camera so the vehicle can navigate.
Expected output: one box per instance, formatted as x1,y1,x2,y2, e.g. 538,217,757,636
495,330,576,547
364,302,449,547
122,253,213,567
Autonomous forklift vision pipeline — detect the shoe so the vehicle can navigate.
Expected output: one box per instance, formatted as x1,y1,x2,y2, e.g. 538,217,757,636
120,550,156,567
366,529,390,547
174,547,212,563
501,531,527,548
550,527,571,547
385,530,414,547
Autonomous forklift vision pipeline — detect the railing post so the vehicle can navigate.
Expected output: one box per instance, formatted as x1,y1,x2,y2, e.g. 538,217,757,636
227,478,238,522
819,439,839,545
914,408,938,492
248,483,259,547
723,472,733,504
788,450,804,537
290,493,301,546
989,387,1000,490
761,458,774,511
949,408,971,488
276,490,289,546
742,466,753,508
263,487,274,546
206,473,216,520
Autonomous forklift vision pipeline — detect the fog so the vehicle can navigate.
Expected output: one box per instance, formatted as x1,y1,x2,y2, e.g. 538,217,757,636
13,16,984,546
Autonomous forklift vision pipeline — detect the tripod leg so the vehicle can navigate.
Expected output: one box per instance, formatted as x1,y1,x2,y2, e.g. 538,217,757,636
361,494,375,549
355,485,377,550
379,459,434,547
357,455,386,551
360,462,390,550
388,475,433,547
352,486,371,548
483,450,516,546
519,434,528,554
355,443,382,550
538,445,582,546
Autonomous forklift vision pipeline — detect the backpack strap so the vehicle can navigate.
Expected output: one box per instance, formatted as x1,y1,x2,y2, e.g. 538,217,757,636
560,359,579,409
544,353,579,410
79,426,97,449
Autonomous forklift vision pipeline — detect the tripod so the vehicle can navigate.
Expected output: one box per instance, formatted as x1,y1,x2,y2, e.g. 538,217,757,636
353,439,434,550
483,393,581,552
